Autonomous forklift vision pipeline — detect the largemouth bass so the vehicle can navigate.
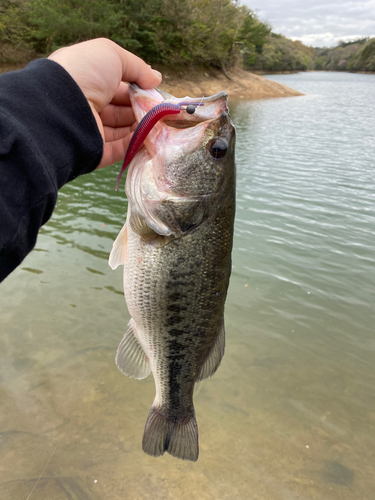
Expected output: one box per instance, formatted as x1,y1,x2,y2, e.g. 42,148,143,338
109,84,235,461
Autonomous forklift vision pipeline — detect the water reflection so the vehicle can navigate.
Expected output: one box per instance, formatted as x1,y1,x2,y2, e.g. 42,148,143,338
1,72,375,499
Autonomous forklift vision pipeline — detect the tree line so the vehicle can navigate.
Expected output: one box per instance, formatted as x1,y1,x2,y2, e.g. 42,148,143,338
0,0,270,68
246,34,375,73
1,0,374,73
315,38,375,72
248,33,316,72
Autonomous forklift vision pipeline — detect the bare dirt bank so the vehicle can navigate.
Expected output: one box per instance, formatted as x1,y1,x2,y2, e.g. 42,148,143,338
156,65,303,100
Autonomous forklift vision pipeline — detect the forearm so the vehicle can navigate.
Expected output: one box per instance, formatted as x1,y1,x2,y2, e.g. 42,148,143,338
0,59,103,282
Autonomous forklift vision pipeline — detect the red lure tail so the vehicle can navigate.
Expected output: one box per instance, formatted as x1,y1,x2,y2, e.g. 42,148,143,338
115,101,205,191
115,103,180,191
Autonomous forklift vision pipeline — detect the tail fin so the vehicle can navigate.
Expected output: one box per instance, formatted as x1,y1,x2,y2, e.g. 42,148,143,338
142,406,199,462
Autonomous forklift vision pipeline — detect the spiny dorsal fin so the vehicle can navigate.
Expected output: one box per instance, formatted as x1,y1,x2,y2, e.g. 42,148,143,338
196,319,225,382
115,319,151,380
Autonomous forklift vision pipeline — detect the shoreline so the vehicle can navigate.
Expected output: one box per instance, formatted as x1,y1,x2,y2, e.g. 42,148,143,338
0,61,303,100
155,65,303,100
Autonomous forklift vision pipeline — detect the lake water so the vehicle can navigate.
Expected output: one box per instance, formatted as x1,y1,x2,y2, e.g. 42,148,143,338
1,71,375,499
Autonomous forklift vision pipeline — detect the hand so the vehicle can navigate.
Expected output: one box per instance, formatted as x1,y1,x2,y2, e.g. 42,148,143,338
48,38,162,169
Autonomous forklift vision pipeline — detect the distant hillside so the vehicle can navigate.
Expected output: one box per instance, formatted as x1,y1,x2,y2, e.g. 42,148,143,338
247,33,315,73
246,34,375,74
315,38,375,72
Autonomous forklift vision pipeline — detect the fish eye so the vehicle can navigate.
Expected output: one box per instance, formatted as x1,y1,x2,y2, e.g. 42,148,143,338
208,139,227,159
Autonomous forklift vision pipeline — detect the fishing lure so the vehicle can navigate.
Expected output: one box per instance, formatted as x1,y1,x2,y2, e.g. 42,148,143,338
115,101,204,191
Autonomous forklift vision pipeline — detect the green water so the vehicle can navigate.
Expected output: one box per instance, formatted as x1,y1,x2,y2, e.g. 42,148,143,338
1,71,375,499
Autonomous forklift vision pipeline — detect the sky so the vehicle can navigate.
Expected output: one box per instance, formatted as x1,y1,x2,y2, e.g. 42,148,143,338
244,0,375,47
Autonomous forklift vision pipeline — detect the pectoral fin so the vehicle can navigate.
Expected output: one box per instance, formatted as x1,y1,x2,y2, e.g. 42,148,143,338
129,211,159,238
130,211,174,248
196,319,225,382
115,319,151,379
109,223,127,270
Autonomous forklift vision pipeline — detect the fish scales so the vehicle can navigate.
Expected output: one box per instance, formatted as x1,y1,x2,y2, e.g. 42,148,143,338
109,84,235,461
125,196,234,411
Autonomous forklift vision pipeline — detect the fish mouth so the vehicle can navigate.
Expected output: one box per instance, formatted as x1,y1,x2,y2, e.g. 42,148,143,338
155,86,228,101
130,83,228,103
129,84,229,125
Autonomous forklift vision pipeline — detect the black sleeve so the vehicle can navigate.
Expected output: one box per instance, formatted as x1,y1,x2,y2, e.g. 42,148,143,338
0,59,103,282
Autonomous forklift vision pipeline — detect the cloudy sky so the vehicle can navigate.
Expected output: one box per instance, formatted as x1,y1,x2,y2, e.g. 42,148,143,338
244,0,375,47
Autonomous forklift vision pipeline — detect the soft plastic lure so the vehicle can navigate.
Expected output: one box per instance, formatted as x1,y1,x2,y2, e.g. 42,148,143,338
115,101,204,191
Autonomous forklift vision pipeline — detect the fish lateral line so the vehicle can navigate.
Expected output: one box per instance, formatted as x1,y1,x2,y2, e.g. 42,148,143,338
115,101,205,191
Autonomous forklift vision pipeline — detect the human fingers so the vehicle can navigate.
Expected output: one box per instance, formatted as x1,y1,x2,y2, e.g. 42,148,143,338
100,105,135,128
110,82,131,106
103,126,133,143
49,39,161,113
111,42,162,88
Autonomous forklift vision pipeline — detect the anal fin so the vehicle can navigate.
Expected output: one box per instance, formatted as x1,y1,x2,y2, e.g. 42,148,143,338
115,319,151,380
196,318,225,382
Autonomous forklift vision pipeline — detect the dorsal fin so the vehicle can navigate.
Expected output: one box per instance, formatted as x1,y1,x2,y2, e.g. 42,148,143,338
196,319,225,382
